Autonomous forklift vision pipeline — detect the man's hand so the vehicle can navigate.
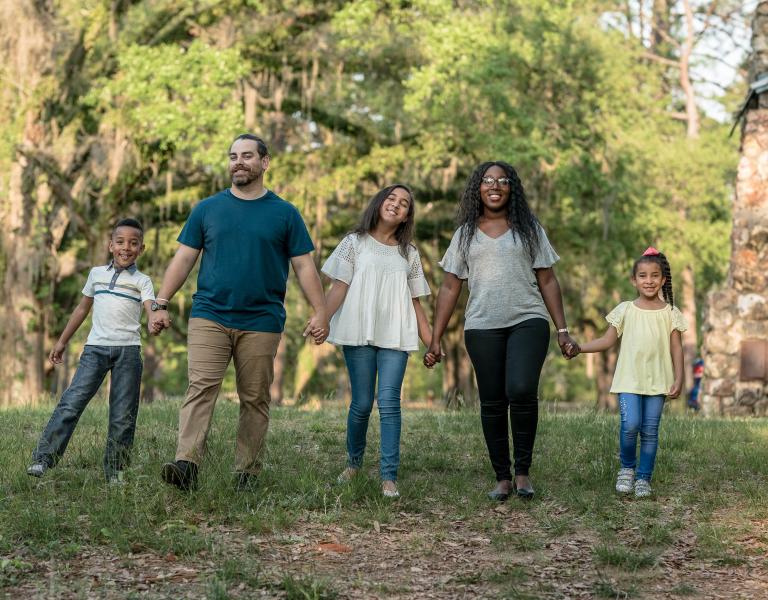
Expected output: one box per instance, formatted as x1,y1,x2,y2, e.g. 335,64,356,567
668,380,682,399
49,342,66,365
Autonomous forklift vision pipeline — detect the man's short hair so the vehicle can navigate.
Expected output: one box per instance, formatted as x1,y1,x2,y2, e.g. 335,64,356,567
113,218,144,239
231,134,269,158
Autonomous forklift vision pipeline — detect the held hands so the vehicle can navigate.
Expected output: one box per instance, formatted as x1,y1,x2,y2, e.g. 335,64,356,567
668,380,683,399
149,310,171,336
49,341,66,365
303,312,329,345
423,339,444,369
558,331,580,360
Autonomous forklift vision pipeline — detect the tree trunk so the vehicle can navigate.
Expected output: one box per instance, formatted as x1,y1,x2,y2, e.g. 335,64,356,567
680,264,698,391
141,337,159,403
678,0,701,391
680,0,700,139
441,304,477,408
0,1,57,406
270,335,287,405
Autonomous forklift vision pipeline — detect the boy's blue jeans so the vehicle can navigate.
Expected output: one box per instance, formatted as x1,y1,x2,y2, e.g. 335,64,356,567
342,345,408,481
618,393,665,482
32,345,143,479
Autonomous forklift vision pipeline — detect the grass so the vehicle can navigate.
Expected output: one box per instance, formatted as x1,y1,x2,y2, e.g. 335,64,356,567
2,399,768,597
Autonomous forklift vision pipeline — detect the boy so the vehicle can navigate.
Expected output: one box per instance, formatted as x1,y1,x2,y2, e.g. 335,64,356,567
27,218,156,483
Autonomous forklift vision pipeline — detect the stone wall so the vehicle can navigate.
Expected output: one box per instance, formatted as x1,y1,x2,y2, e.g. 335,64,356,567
701,2,768,416
700,107,768,415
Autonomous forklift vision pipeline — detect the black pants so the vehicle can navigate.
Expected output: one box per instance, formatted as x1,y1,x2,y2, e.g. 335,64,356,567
465,319,550,479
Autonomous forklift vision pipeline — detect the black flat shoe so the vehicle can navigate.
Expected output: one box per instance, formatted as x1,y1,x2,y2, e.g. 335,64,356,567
488,490,510,501
515,484,534,500
488,482,512,501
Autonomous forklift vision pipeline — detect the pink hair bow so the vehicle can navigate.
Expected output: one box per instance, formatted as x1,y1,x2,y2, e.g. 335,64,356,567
642,246,661,256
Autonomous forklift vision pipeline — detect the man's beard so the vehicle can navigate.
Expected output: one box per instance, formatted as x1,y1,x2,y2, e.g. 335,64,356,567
231,165,262,188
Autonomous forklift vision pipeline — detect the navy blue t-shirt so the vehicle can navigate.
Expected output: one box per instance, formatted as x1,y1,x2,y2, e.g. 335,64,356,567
178,189,314,332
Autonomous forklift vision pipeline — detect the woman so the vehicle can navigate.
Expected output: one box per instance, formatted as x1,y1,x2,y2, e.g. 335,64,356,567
425,161,575,500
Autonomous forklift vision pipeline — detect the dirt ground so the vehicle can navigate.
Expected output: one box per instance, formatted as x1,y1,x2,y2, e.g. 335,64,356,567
4,504,767,599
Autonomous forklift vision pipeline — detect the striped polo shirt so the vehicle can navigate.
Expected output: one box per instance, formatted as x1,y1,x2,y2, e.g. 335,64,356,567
82,262,155,346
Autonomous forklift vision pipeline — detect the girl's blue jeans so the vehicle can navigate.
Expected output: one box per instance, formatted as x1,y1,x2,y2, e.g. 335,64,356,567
618,392,665,481
342,345,408,481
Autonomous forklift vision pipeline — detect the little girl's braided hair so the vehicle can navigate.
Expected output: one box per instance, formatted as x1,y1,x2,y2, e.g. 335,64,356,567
633,248,674,306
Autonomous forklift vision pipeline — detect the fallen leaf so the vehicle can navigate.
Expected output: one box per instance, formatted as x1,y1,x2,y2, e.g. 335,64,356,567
373,521,381,533
317,543,351,553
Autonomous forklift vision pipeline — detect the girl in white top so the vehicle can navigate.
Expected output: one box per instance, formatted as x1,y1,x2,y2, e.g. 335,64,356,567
322,184,433,498
567,247,687,498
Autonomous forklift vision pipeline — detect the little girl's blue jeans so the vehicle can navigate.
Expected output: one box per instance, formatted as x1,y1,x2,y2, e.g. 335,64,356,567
618,393,665,481
342,345,408,481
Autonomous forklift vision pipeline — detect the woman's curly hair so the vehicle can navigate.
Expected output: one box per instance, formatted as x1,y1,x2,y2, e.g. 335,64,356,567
456,161,540,262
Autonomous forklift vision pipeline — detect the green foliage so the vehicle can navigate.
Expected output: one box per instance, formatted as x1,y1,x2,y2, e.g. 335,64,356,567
88,40,247,168
1,0,741,402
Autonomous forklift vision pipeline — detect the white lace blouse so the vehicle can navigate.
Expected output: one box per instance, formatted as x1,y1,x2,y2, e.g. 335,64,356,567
321,233,431,351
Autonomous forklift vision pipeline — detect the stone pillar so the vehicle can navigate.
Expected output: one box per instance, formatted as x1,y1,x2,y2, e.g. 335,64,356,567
700,2,768,416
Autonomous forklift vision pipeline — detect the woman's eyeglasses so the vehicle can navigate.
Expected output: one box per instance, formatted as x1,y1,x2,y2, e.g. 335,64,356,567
480,176,513,187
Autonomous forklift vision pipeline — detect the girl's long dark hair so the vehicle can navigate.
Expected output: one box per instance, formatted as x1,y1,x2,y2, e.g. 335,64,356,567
352,184,415,258
457,161,540,262
633,251,674,306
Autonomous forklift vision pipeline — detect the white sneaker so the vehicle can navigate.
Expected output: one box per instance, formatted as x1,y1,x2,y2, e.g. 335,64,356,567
26,462,48,478
336,467,359,484
634,479,652,498
382,480,400,498
615,468,634,493
108,471,126,485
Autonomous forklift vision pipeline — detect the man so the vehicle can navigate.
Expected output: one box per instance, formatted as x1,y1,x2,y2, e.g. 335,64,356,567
150,133,328,491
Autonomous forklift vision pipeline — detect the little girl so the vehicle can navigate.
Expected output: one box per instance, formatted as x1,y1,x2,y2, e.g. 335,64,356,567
321,184,433,498
568,247,686,497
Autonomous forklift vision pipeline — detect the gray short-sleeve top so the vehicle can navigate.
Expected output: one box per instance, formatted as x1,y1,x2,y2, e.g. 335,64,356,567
439,225,559,330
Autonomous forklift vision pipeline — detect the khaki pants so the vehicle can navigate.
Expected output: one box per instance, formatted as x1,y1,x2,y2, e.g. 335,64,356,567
176,317,281,474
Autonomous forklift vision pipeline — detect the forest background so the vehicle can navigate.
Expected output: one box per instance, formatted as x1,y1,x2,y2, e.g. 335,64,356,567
0,0,755,410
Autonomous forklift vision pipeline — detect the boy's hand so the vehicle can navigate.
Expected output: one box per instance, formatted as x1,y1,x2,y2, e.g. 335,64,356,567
668,380,682,399
49,342,66,365
148,310,171,335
